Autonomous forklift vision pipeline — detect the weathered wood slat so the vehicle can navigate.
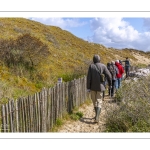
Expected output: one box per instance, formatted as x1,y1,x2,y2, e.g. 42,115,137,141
23,98,27,132
8,100,13,132
37,92,41,132
65,82,69,113
59,83,63,119
5,104,9,132
21,98,25,132
1,105,6,132
81,78,83,104
44,88,48,132
26,96,31,132
39,91,43,132
29,95,34,132
33,93,38,132
41,89,46,132
47,88,51,130
35,93,39,132
57,84,60,119
76,79,79,107
32,95,35,132
11,99,16,132
73,79,76,109
62,82,66,116
84,77,86,102
54,86,57,124
56,84,59,120
15,100,19,132
79,78,82,105
50,87,54,130
18,99,22,132
74,79,77,108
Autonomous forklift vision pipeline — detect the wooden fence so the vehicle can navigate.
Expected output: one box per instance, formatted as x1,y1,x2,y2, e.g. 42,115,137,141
0,76,87,132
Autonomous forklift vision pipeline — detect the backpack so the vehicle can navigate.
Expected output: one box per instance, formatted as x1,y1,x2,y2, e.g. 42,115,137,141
94,64,105,82
109,64,118,80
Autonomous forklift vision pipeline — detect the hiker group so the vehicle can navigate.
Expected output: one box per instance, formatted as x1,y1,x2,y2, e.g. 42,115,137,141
87,55,130,123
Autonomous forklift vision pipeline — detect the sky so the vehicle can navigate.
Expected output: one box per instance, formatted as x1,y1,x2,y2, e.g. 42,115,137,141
28,17,150,52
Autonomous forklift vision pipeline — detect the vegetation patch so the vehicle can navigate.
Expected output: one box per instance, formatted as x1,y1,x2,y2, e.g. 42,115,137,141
70,111,83,121
105,76,150,132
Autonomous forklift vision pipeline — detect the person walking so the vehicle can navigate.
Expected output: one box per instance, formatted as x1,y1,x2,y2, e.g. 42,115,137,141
119,60,124,80
115,60,124,90
122,57,130,78
108,61,118,97
87,54,112,123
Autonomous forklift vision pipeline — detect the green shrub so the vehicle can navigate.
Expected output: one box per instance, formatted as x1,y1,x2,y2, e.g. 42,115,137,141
105,76,150,132
75,112,83,118
56,119,63,127
70,111,83,121
70,114,80,121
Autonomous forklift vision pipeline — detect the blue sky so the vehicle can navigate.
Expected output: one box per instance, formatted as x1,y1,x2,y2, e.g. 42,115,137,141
28,17,150,52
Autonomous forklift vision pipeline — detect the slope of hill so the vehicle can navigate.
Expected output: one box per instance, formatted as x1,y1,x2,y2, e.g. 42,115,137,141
0,17,150,102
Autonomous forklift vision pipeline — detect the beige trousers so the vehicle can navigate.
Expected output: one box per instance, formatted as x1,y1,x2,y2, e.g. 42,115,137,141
91,91,103,108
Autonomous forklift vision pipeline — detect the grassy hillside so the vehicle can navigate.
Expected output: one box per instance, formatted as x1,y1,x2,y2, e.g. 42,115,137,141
0,17,150,103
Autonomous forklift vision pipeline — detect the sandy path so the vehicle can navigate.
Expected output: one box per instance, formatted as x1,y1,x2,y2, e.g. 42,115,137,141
57,94,116,133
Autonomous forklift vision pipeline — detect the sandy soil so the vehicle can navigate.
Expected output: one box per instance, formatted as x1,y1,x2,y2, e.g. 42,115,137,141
57,94,117,133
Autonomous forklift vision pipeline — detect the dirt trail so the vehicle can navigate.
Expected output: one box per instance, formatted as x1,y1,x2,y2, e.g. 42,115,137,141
57,94,117,133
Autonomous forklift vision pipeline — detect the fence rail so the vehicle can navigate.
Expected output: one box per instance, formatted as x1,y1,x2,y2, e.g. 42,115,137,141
0,76,87,132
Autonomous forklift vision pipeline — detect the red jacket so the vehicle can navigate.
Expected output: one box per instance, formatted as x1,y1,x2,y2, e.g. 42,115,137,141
115,62,124,78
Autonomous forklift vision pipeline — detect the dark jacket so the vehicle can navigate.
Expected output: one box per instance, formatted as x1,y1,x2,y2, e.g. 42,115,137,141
108,64,118,80
122,59,130,68
87,55,112,92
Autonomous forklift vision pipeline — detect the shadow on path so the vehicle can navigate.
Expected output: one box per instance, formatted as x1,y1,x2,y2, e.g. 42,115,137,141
79,117,97,125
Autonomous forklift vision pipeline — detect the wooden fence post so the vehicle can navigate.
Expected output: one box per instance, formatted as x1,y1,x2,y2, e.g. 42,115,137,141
11,99,16,132
1,105,6,132
62,82,66,116
29,95,34,132
65,82,69,113
41,88,46,132
53,85,56,125
15,99,19,132
56,84,59,120
37,92,41,132
44,88,48,132
33,93,38,132
5,103,9,132
46,88,51,131
8,100,13,132
50,87,54,130
59,83,63,119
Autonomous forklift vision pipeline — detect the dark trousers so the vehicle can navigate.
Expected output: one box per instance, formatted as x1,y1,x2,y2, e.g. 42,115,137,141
109,80,116,96
125,67,130,78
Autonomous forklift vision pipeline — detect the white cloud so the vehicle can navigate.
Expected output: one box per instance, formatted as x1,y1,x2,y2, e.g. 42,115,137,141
88,18,150,51
29,17,87,29
89,18,140,48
